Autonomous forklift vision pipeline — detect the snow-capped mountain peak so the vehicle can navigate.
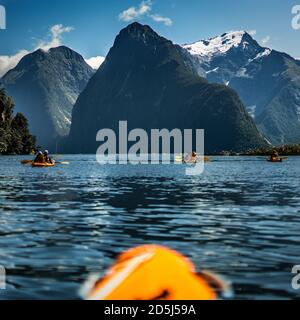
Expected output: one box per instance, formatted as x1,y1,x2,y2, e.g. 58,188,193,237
182,29,300,146
183,31,254,58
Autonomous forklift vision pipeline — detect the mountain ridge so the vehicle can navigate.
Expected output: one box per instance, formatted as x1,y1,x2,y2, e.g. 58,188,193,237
67,23,267,154
183,31,300,145
1,46,94,149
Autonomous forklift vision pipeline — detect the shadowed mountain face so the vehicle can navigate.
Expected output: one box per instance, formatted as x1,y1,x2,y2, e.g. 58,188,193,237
67,23,266,154
184,32,300,145
1,46,94,149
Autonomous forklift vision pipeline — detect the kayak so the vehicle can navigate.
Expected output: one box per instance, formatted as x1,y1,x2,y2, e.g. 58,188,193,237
180,156,210,164
32,162,55,168
22,159,68,165
82,245,231,300
267,158,284,163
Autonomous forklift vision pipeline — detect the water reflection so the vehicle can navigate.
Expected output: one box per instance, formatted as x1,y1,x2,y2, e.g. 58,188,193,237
0,155,299,299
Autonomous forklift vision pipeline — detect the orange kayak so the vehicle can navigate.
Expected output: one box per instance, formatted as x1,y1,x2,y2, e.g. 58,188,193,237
83,245,230,300
183,156,210,164
267,158,283,163
32,162,55,168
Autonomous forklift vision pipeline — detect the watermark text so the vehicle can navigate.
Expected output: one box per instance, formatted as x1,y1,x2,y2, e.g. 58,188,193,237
292,5,300,30
0,266,5,290
0,5,6,30
292,265,300,290
96,121,205,176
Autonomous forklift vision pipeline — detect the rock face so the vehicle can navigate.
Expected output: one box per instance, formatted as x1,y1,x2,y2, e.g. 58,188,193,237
184,32,300,145
67,23,266,154
1,46,94,149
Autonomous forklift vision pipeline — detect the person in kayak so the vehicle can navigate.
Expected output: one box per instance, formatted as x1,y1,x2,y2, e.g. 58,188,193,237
34,151,45,164
43,150,53,164
184,152,198,164
270,149,279,161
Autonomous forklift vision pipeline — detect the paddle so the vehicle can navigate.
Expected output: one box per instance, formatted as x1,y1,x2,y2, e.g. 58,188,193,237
175,156,183,163
21,160,33,165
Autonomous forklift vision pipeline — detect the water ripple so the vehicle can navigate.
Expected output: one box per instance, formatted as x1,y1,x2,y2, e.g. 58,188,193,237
0,155,300,300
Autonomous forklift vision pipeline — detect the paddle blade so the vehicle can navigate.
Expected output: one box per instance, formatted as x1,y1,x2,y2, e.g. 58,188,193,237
21,160,33,165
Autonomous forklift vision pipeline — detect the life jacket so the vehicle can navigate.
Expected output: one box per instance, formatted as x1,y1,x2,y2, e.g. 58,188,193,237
34,154,45,163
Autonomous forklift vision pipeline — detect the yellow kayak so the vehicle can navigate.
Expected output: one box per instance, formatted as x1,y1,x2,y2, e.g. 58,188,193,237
184,156,210,164
22,160,68,166
83,245,230,300
176,156,210,164
32,161,55,168
267,156,288,163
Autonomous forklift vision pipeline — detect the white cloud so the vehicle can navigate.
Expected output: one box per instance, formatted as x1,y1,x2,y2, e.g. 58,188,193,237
0,50,30,77
149,14,173,26
261,35,271,46
247,30,257,36
119,0,152,22
0,24,73,77
119,1,173,26
85,56,105,70
37,24,74,51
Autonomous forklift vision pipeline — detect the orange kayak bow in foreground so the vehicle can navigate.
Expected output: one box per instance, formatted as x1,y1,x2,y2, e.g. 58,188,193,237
83,245,231,300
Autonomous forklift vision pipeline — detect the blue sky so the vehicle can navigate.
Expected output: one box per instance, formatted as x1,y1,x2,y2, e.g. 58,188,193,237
0,0,299,75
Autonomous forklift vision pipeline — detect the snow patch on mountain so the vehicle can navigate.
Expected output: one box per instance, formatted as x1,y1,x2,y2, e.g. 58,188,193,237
248,49,271,63
236,67,252,78
206,67,219,74
183,31,246,59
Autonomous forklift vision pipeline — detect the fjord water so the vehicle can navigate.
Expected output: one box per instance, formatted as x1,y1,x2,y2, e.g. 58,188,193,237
0,155,299,300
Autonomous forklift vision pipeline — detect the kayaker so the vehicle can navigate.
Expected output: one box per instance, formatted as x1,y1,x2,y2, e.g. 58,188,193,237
34,151,45,164
184,152,198,164
43,150,53,164
270,149,279,161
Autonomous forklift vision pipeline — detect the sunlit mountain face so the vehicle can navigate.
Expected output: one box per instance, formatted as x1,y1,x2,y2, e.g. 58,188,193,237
184,31,300,145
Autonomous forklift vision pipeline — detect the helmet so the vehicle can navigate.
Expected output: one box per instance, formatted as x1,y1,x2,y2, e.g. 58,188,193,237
44,150,49,155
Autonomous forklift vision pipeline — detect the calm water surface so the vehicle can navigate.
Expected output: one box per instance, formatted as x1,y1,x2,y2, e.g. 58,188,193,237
0,155,299,300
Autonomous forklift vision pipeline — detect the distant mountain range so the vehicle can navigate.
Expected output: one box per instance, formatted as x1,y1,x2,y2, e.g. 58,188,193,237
1,24,299,153
183,31,300,145
1,46,94,148
67,23,266,153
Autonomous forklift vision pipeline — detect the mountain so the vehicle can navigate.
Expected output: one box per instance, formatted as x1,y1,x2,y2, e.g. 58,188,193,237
1,46,94,149
183,32,300,145
67,23,267,154
0,88,35,154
